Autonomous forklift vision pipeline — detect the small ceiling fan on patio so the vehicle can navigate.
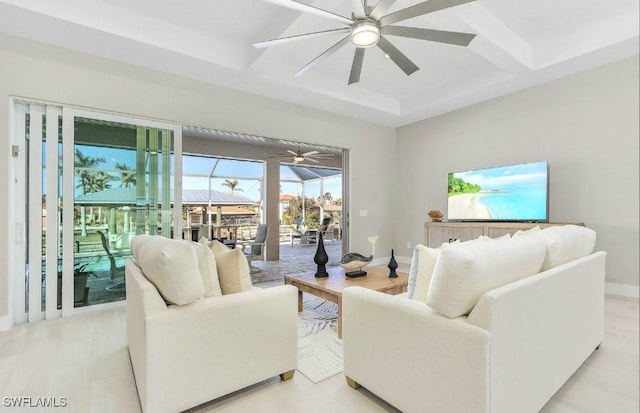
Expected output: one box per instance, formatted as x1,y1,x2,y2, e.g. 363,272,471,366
268,147,334,164
253,0,477,84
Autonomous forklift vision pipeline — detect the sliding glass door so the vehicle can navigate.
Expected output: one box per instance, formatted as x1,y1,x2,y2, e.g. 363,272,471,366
12,102,182,323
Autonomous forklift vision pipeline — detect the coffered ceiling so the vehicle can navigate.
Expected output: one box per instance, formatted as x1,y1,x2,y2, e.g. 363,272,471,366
0,0,637,127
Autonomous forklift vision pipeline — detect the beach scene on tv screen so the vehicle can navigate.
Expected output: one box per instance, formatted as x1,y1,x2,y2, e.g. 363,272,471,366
448,161,548,221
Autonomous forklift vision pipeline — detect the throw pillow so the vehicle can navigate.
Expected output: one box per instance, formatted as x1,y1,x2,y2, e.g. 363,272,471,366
208,240,252,294
407,245,441,302
189,240,223,297
130,234,150,262
534,225,597,270
208,238,228,254
440,239,461,248
407,240,469,303
426,235,546,318
512,226,541,238
478,233,511,241
135,235,204,305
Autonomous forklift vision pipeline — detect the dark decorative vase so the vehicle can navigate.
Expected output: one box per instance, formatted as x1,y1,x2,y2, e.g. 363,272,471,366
388,249,398,278
314,232,329,278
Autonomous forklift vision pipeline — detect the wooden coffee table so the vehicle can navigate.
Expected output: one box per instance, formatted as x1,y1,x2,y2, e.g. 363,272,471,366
284,266,408,338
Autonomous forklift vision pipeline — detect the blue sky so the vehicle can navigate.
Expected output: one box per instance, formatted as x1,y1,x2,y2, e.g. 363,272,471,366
76,146,342,201
454,161,548,191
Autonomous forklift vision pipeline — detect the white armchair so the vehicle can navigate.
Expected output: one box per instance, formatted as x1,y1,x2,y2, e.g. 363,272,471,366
125,236,298,413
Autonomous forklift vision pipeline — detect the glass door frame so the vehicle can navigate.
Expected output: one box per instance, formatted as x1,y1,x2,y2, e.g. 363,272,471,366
11,100,183,324
60,108,183,316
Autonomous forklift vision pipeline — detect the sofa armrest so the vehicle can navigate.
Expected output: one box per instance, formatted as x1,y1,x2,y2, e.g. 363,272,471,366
467,251,606,413
125,259,169,413
343,286,491,413
125,259,169,315
139,284,298,413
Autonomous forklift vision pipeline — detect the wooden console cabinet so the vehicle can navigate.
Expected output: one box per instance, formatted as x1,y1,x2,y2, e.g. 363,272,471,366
424,222,583,247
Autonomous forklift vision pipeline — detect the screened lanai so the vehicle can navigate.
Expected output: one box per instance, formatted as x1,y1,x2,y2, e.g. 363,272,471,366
281,164,343,229
181,125,347,269
183,154,344,244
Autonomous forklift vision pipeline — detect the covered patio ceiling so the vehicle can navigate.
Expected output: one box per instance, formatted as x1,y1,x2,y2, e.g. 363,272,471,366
285,165,342,182
75,188,257,206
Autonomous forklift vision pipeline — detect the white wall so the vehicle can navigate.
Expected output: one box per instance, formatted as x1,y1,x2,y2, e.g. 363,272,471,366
396,56,639,290
0,34,396,323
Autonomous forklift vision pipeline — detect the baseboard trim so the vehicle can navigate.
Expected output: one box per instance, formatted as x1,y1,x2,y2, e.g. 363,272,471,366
397,256,412,265
605,282,639,299
369,257,389,267
0,315,10,332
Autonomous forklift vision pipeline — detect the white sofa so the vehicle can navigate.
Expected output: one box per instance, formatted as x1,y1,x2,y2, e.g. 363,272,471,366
343,225,605,413
125,236,298,413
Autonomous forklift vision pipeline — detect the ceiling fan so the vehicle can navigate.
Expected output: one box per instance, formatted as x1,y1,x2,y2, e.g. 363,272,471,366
254,0,477,85
268,147,335,164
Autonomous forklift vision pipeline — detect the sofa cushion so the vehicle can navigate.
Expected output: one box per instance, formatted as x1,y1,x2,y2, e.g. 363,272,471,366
189,240,222,297
209,240,253,294
134,235,204,305
407,245,441,302
426,235,547,318
534,225,597,270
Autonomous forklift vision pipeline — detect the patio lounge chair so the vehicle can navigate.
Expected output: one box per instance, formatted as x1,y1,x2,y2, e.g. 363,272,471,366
98,230,131,290
242,224,270,273
290,224,317,246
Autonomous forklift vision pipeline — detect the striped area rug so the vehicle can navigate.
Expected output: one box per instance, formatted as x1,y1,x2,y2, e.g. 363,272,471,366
297,297,343,383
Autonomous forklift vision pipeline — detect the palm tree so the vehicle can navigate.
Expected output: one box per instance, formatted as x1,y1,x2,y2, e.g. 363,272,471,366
75,148,107,194
319,192,334,205
222,179,243,194
74,148,107,235
116,163,136,188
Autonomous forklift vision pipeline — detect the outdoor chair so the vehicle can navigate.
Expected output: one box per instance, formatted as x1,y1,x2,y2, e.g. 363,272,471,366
319,217,331,228
290,224,316,246
318,217,336,242
322,225,338,242
98,230,132,290
57,263,93,308
242,223,270,273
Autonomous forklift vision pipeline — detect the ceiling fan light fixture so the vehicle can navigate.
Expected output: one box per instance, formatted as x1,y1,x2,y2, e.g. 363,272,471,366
350,20,380,48
294,155,305,162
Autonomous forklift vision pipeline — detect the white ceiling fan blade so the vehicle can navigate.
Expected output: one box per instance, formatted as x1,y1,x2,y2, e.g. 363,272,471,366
303,150,319,156
377,36,419,76
287,150,298,155
380,0,476,26
369,0,398,20
261,0,353,25
348,47,365,85
303,157,320,163
295,36,350,77
350,0,367,19
381,26,476,46
253,28,350,49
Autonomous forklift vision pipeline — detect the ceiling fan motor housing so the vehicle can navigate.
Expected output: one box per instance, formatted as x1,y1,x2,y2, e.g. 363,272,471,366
350,19,380,47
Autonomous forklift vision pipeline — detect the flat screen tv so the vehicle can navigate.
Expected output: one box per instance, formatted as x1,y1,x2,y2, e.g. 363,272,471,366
447,161,549,222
